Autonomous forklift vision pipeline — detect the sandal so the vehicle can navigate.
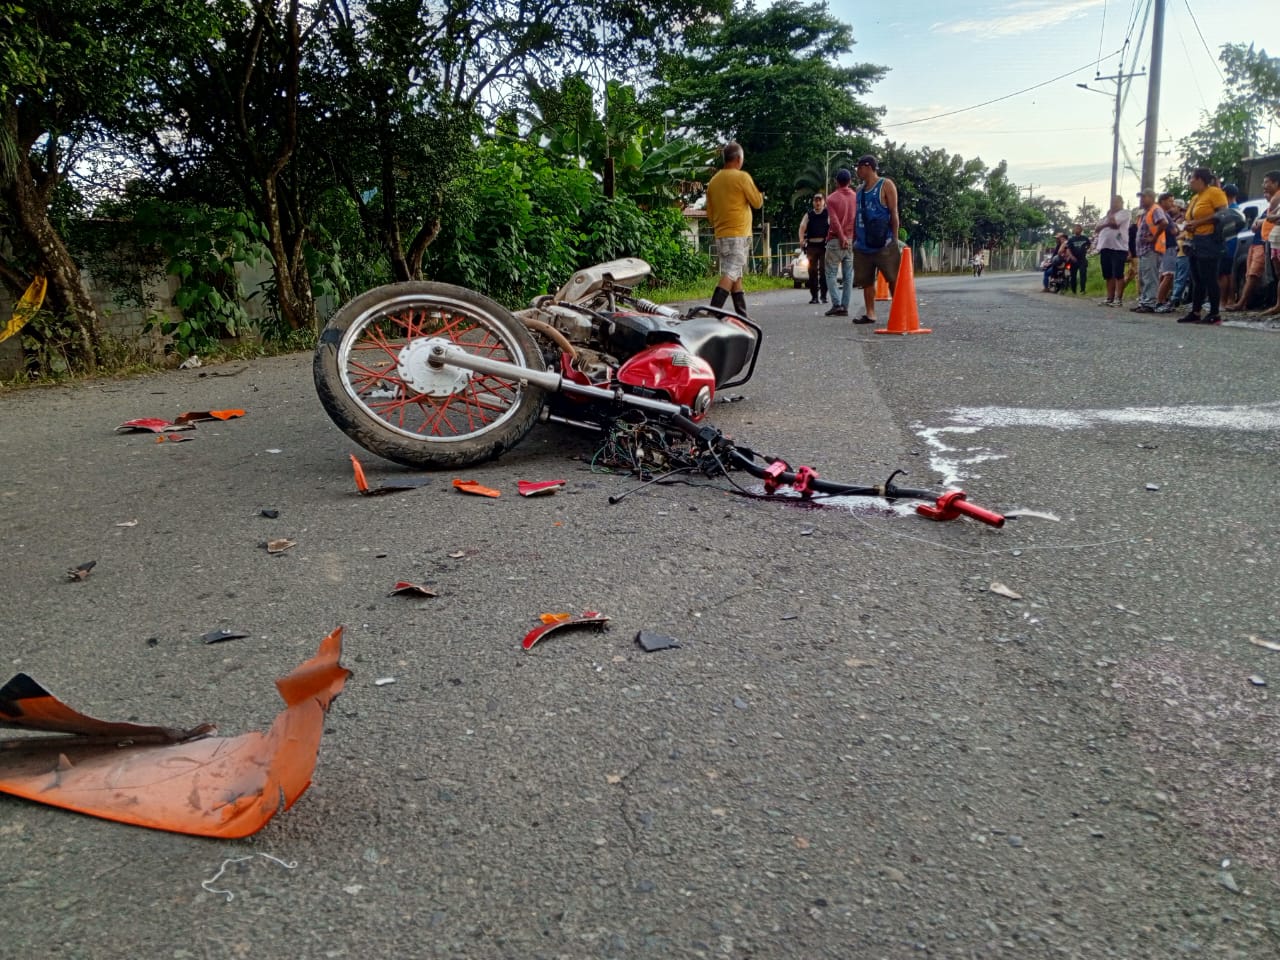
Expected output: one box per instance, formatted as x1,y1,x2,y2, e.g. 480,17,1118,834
851,315,875,325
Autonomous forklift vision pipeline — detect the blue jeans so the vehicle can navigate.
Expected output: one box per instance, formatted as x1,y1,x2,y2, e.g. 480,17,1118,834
1172,256,1190,304
824,240,853,309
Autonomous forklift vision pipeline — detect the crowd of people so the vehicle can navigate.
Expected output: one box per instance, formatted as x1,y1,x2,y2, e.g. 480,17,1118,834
703,143,1280,329
706,141,903,324
1043,168,1280,324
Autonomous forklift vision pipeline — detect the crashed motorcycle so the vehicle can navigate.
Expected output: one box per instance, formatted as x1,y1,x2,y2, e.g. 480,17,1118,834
313,258,1005,526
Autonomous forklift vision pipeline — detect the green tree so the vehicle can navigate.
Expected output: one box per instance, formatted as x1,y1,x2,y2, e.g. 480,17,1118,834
1163,44,1278,195
653,1,886,220
0,0,214,370
528,77,715,207
1164,103,1257,192
314,0,726,285
1221,43,1279,149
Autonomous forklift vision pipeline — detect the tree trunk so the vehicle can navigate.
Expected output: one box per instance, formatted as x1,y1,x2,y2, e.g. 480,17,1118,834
261,175,315,331
3,107,103,371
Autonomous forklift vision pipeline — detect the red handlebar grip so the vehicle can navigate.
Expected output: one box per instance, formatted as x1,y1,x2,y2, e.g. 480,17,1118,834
915,489,1006,527
951,497,1006,527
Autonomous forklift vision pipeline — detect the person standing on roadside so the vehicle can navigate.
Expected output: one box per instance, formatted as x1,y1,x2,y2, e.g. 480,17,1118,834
1065,224,1091,294
1225,176,1275,312
1131,188,1168,313
797,193,830,304
704,140,763,319
823,168,857,317
850,154,900,325
1154,193,1181,312
1262,170,1280,317
1178,167,1229,324
1094,195,1130,306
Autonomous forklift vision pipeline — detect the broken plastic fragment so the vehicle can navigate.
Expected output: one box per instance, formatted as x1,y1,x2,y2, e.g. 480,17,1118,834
453,478,501,498
65,561,96,582
264,538,297,555
387,581,437,598
117,418,194,434
156,433,195,443
0,627,349,837
635,630,680,653
517,480,567,497
539,612,573,624
174,409,246,424
201,628,250,644
522,611,609,650
1247,635,1280,652
350,454,431,495
988,582,1022,600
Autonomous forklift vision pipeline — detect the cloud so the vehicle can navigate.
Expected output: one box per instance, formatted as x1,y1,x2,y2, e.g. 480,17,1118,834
933,0,1105,38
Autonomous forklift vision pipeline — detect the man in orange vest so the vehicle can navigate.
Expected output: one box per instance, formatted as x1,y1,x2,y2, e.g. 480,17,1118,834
1131,188,1170,313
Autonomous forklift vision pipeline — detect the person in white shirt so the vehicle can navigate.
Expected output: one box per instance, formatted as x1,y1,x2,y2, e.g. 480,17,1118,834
1094,195,1131,306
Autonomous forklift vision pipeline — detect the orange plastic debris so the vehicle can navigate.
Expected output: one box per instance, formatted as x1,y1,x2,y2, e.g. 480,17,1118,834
350,454,371,493
539,612,573,624
0,628,350,838
453,479,501,498
174,409,247,424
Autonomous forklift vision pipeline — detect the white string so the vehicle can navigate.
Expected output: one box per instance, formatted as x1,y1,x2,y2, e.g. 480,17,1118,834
201,853,298,902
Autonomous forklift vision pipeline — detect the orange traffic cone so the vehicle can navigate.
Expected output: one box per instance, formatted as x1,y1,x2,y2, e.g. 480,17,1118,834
875,246,931,335
874,271,890,301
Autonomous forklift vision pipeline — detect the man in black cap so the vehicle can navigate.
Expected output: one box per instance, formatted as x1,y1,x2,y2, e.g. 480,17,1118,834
850,154,901,324
797,192,829,304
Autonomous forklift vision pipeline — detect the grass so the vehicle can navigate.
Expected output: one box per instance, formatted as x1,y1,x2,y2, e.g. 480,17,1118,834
0,329,317,392
644,273,791,305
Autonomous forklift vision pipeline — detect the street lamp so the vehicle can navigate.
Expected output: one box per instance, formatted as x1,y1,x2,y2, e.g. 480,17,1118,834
824,150,849,194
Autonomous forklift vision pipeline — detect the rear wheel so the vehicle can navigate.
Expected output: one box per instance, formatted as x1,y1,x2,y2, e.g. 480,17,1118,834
313,282,546,469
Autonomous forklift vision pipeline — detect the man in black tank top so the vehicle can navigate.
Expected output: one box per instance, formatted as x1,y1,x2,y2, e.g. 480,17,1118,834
797,193,830,303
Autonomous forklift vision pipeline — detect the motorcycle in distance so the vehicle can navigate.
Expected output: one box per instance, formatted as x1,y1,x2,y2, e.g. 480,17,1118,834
313,259,1005,527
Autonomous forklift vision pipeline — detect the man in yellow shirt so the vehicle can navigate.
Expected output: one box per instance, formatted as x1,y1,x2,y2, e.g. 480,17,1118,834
1178,167,1229,324
704,141,764,317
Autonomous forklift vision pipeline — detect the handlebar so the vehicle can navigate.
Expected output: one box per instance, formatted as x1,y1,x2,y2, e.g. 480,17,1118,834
663,414,1005,527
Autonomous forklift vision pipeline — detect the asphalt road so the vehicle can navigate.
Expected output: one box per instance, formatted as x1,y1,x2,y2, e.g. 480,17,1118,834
2,273,1278,959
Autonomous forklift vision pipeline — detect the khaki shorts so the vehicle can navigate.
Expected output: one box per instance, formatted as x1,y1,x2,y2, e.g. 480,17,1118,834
853,243,901,289
714,236,751,282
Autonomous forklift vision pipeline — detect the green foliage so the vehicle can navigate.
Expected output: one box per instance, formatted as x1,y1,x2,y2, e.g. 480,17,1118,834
1220,44,1280,146
1164,44,1278,195
133,203,268,358
425,138,705,306
654,1,886,220
1164,103,1258,192
529,78,716,205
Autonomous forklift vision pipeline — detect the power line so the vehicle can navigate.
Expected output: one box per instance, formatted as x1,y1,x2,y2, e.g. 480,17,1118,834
1096,0,1108,73
882,49,1125,129
1181,0,1224,82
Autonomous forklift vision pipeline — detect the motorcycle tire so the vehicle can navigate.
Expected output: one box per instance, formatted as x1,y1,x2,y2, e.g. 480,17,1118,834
314,281,547,470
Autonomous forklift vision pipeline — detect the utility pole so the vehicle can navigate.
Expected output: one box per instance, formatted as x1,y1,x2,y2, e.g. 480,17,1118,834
1078,66,1145,201
1140,0,1165,191
1023,184,1037,201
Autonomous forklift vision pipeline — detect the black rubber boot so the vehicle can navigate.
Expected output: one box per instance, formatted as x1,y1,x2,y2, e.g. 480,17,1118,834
731,291,748,317
710,286,729,310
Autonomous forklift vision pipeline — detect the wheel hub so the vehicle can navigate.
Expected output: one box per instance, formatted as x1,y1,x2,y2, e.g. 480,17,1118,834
397,337,471,397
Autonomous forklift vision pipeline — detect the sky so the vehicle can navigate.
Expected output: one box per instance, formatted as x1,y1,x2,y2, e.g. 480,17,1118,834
824,0,1279,216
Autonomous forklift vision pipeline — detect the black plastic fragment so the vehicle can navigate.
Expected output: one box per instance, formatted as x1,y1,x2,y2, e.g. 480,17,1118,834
201,629,250,644
636,630,680,653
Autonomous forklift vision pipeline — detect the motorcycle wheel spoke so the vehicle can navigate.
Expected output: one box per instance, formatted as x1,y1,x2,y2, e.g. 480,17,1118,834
340,298,538,442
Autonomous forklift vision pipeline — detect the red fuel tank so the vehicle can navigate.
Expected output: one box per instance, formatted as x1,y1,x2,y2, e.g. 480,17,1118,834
616,342,715,417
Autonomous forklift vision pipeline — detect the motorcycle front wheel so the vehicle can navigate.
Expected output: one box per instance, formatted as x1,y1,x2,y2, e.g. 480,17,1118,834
313,282,547,469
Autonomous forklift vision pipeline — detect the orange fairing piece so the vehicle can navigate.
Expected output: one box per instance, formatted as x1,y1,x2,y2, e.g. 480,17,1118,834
0,628,350,838
452,478,501,498
350,454,371,492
